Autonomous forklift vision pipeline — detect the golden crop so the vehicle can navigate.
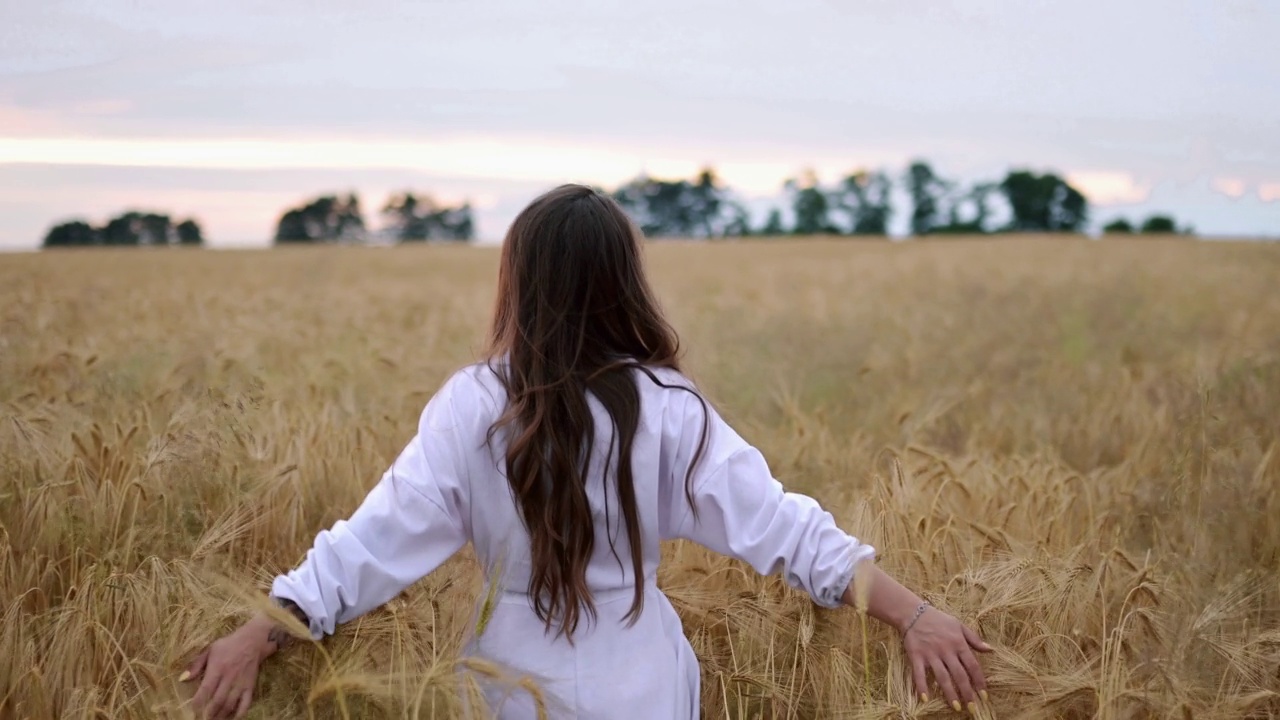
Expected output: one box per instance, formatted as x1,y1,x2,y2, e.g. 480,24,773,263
2,237,1278,718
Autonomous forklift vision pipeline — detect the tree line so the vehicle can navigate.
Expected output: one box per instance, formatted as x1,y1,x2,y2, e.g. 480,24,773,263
271,160,1185,245
605,161,1189,239
273,192,475,244
1101,215,1186,235
41,159,1193,248
43,212,204,248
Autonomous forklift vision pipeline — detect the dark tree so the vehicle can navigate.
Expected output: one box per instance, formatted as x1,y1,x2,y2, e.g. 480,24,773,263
688,170,723,237
382,192,474,241
1140,215,1178,233
999,170,1088,232
760,208,786,236
904,160,951,236
273,194,366,244
1102,218,1134,234
139,213,173,245
102,212,143,245
611,168,748,238
175,219,204,245
42,220,100,248
933,182,999,234
96,211,172,245
785,171,840,236
832,169,892,235
275,209,310,243
613,175,694,237
41,212,201,248
721,203,752,237
435,204,474,241
334,193,365,240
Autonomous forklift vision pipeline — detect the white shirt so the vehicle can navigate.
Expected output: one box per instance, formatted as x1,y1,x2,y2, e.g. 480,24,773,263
271,362,876,719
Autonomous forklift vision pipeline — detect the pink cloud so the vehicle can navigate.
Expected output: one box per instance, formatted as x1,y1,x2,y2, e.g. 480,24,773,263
1211,177,1248,198
1066,171,1150,205
0,105,75,136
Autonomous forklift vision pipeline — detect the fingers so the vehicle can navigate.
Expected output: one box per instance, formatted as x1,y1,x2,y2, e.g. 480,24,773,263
943,653,977,706
182,648,210,682
928,656,960,710
962,623,993,653
233,688,253,719
208,676,234,720
191,669,218,713
910,654,929,703
959,648,988,699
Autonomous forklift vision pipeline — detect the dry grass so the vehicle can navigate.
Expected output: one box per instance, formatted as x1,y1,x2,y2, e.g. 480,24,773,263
2,237,1279,719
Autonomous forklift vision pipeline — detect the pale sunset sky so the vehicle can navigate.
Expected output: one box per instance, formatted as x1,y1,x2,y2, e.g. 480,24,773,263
2,0,1278,248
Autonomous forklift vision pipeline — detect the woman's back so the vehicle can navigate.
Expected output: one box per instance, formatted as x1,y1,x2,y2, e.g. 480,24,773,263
333,361,866,717
459,362,705,717
466,360,721,591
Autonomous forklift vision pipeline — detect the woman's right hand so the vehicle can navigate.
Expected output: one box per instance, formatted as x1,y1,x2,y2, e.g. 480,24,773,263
181,614,277,719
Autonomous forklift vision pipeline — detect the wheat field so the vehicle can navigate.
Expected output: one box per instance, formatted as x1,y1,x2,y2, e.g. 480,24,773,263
2,237,1279,719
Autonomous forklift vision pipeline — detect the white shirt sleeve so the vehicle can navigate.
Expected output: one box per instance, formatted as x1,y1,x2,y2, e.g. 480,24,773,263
661,390,875,609
270,373,472,639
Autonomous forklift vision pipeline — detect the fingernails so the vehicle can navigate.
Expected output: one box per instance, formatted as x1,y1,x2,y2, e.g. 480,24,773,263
952,700,962,712
178,670,192,682
920,693,930,703
980,689,989,702
968,701,978,714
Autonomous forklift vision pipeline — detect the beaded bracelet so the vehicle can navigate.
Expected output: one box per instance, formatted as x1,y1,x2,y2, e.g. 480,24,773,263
903,601,931,634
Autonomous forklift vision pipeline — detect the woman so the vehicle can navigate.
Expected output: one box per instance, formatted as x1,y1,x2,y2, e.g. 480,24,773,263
184,185,991,719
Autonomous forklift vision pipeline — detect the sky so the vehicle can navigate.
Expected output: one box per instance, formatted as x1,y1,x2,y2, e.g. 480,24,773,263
1,0,1278,248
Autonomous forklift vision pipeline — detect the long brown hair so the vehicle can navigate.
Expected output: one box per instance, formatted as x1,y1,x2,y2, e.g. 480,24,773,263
486,184,707,639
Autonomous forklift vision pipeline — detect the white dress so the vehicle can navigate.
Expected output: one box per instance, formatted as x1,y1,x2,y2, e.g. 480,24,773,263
271,363,876,719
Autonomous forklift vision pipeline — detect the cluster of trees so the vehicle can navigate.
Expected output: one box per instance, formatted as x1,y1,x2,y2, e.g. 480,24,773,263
610,170,752,238
41,162,1195,249
777,168,899,236
274,192,474,243
603,162,1103,239
382,192,474,241
1101,214,1190,235
43,212,204,248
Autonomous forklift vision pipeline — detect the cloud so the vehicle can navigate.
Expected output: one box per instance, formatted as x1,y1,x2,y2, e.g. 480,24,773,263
1066,171,1151,205
1211,177,1248,198
0,132,917,199
1260,183,1280,202
3,1,1280,246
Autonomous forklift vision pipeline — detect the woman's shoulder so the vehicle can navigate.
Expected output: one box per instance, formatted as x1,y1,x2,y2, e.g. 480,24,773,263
440,361,508,409
418,361,508,434
630,364,713,432
433,359,699,421
631,363,698,397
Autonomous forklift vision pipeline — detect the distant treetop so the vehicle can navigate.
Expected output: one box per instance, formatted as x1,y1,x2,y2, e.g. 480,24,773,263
40,160,1205,249
1101,213,1190,237
381,192,473,242
42,212,204,249
274,194,367,244
273,192,474,244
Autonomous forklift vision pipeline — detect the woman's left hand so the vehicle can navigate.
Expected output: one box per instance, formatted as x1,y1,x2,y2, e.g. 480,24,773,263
181,614,277,719
901,606,992,711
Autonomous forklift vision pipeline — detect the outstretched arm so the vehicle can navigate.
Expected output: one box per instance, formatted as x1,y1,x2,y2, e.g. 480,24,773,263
182,375,474,719
846,563,992,710
661,390,991,711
